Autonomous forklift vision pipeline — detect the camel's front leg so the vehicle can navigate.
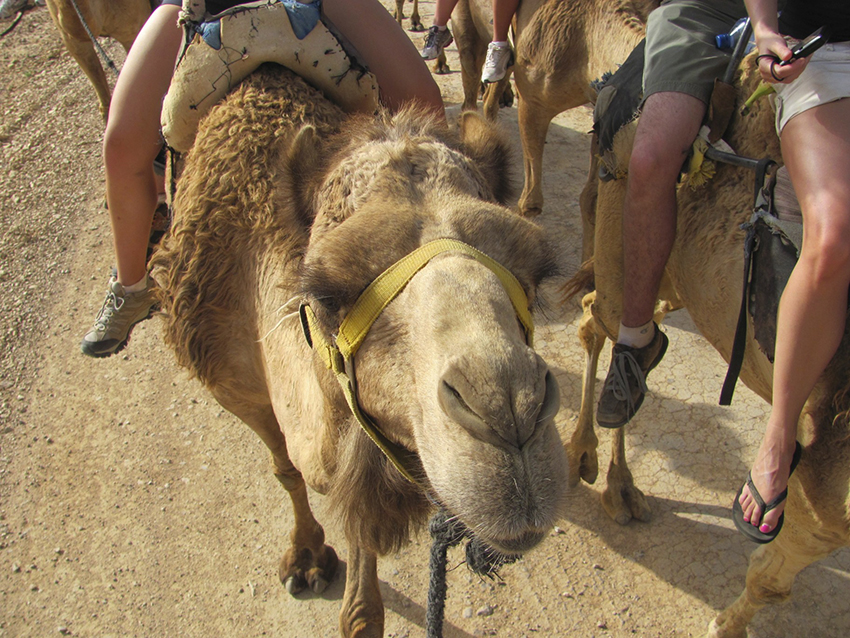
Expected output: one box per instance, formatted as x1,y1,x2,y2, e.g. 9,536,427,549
219,397,339,596
340,545,383,638
408,0,423,31
601,427,651,524
482,75,513,121
568,292,604,487
516,96,556,216
707,497,840,638
276,470,339,595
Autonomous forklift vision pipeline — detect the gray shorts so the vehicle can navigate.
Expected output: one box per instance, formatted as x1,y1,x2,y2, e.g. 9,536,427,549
643,0,747,105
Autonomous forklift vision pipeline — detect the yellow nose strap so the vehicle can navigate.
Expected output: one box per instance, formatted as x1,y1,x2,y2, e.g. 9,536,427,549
300,238,535,484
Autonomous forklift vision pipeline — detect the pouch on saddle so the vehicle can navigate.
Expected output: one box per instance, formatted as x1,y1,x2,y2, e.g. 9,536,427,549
161,0,380,153
748,166,803,362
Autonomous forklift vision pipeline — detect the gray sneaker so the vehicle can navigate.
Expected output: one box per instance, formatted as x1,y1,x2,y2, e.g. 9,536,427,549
596,325,668,428
81,276,156,357
421,26,453,60
481,42,513,83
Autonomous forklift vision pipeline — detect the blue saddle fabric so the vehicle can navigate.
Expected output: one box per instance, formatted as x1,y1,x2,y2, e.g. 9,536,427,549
195,0,322,50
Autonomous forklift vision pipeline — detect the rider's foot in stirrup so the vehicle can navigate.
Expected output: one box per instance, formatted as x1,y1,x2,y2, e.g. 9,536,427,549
596,324,668,428
421,25,453,60
80,274,157,358
481,41,513,83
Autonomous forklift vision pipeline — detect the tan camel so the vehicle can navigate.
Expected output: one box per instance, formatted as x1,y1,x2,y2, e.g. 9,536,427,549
512,0,659,217
150,65,570,637
44,0,151,121
393,0,423,31
565,53,850,637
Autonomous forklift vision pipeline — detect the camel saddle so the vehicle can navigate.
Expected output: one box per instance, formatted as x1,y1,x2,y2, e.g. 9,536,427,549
161,0,380,153
591,40,805,402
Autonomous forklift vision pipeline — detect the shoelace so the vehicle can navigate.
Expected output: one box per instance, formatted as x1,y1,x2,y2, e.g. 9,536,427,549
425,27,440,49
94,289,124,329
603,350,648,414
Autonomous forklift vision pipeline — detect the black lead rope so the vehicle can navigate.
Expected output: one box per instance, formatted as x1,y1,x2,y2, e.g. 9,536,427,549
426,509,519,638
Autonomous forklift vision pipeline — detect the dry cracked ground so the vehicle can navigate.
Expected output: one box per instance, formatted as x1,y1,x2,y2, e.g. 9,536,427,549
0,3,848,637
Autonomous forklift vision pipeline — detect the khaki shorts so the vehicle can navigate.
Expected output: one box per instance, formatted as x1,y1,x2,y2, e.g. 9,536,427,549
643,0,747,105
772,41,850,134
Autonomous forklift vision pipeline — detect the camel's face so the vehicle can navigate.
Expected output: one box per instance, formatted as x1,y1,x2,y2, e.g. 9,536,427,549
347,219,568,556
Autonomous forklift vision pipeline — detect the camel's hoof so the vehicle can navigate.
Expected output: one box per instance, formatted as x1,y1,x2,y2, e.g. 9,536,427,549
409,22,425,32
706,618,746,638
284,575,305,596
520,206,542,218
601,485,652,525
435,65,451,75
310,574,329,594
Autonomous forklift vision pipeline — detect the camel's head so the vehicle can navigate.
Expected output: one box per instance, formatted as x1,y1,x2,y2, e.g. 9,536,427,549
297,108,568,556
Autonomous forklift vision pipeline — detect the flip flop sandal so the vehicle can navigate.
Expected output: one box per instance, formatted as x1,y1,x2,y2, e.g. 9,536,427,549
732,441,803,544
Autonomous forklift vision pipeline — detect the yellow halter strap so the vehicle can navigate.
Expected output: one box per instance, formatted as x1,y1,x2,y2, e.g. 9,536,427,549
300,239,534,484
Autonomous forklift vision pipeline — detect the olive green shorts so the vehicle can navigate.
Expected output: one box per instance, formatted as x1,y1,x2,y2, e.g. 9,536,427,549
643,0,748,105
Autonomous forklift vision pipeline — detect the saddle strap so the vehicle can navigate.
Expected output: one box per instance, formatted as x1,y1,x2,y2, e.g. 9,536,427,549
719,157,777,405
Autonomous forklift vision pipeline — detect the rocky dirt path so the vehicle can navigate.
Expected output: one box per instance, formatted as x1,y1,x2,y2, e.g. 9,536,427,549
1,3,848,637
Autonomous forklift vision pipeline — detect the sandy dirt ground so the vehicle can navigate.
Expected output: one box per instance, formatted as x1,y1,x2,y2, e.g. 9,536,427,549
1,2,848,637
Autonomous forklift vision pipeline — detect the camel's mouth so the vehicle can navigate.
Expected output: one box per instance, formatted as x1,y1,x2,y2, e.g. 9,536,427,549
486,529,546,554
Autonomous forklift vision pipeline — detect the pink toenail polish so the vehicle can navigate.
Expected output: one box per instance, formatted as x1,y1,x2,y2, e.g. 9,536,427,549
760,524,771,533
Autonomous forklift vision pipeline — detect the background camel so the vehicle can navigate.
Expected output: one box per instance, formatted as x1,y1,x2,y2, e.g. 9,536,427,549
393,0,423,31
566,51,850,637
443,0,514,121
44,0,151,120
151,65,569,636
512,0,659,217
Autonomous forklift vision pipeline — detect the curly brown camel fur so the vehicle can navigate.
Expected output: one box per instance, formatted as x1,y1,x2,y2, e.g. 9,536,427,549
564,53,850,638
151,65,569,637
44,0,152,121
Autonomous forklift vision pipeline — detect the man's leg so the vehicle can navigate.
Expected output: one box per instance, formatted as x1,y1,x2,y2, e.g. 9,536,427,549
596,91,706,427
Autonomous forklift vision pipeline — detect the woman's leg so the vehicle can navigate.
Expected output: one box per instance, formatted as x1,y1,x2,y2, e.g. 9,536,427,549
739,97,850,533
324,0,444,117
491,0,519,42
434,0,459,26
81,5,183,357
103,4,183,287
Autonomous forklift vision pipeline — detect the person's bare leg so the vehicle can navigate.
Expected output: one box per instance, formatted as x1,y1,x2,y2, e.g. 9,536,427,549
491,0,519,42
739,98,850,533
324,0,444,117
433,0,459,26
103,5,183,286
620,91,706,331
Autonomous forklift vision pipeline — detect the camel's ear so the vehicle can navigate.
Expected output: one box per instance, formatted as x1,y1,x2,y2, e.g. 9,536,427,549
459,111,514,205
284,124,322,227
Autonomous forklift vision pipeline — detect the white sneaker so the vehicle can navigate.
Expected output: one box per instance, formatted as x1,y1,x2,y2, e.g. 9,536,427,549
481,42,513,83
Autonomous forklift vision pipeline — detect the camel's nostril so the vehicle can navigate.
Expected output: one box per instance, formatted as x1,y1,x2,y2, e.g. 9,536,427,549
537,371,561,425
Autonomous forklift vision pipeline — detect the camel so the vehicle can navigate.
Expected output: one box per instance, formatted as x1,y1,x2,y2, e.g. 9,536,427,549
44,0,151,121
150,64,570,637
564,48,850,637
512,0,659,217
393,0,423,31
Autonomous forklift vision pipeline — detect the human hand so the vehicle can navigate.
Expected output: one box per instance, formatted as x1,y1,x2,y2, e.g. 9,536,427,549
754,31,808,84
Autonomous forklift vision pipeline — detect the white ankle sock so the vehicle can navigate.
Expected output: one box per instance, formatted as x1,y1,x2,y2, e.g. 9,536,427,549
436,24,447,31
123,275,148,293
618,320,655,349
491,40,509,48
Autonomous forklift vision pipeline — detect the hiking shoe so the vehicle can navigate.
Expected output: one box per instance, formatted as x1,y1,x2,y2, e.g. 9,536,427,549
81,276,156,358
481,42,513,83
421,26,453,60
596,325,669,428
